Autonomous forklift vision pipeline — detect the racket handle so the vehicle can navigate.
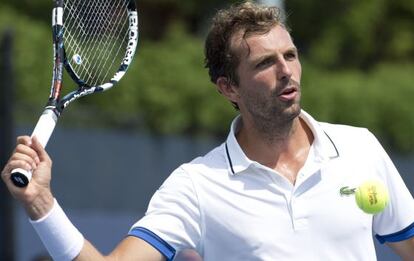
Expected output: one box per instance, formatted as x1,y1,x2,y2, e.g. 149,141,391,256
31,109,58,148
10,109,58,187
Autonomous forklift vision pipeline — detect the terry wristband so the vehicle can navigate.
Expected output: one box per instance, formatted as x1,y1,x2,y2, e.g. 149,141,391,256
30,198,84,261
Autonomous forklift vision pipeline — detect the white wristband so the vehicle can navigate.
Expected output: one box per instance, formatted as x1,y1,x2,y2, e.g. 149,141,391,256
30,199,84,261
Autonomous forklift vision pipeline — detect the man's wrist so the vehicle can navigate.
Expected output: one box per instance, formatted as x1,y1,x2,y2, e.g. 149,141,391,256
30,198,84,261
24,189,54,220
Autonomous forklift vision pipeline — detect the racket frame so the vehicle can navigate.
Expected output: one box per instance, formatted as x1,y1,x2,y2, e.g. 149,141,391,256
10,0,138,187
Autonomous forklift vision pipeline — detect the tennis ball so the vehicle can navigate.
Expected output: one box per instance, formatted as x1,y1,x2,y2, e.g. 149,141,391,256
355,180,389,214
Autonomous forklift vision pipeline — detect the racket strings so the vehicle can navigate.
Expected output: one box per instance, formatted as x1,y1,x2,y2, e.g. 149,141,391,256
88,1,129,84
63,0,130,87
65,1,94,81
66,0,126,84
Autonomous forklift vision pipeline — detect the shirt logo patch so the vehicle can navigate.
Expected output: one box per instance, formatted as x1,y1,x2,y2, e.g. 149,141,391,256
340,186,356,196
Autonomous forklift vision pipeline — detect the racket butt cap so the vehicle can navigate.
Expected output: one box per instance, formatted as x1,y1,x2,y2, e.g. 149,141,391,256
10,168,31,187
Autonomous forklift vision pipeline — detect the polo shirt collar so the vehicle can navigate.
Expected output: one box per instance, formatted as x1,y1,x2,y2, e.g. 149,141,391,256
224,110,339,175
225,115,254,175
300,110,339,162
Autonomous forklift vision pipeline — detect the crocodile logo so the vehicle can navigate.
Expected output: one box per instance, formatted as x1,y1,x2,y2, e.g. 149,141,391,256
340,186,356,196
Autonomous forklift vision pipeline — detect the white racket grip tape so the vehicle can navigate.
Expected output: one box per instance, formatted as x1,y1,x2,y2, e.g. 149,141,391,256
30,199,84,261
10,109,57,187
31,109,58,148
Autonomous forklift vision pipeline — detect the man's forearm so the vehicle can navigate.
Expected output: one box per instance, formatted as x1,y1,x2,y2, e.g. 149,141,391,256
388,237,414,261
30,199,85,261
74,240,110,261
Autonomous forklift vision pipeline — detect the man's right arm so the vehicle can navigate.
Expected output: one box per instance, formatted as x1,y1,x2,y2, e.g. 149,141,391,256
1,136,165,261
77,237,165,261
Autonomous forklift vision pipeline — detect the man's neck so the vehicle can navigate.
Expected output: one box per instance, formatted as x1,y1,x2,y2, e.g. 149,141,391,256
236,115,314,183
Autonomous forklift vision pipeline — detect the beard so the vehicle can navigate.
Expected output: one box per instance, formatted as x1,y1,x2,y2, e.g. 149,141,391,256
243,78,302,142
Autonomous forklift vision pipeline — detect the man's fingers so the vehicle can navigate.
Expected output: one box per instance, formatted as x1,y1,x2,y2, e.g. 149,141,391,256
14,143,39,163
1,159,32,180
16,136,32,146
10,152,37,170
1,136,41,180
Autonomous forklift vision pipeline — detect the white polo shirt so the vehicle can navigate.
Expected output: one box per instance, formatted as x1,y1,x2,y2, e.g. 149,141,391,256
129,111,414,261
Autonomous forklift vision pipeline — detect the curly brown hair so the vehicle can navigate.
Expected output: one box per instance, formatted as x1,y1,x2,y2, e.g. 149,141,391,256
204,1,286,86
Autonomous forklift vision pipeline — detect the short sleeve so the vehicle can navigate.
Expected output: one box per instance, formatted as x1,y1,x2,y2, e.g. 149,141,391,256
128,166,201,259
366,131,414,243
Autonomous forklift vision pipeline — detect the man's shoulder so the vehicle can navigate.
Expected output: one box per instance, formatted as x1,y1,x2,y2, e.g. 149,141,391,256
317,121,380,150
302,110,374,142
319,121,372,138
178,142,228,174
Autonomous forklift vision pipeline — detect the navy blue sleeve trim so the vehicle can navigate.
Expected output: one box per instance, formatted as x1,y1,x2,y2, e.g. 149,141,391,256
128,227,176,260
375,221,414,244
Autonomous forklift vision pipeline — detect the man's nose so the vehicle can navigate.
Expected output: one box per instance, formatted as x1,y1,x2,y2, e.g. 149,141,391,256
277,58,292,80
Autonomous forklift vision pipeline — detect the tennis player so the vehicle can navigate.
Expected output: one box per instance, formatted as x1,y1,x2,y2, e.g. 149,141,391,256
2,1,414,261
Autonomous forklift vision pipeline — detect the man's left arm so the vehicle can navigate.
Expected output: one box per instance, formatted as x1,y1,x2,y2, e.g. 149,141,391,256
363,129,414,260
387,237,414,261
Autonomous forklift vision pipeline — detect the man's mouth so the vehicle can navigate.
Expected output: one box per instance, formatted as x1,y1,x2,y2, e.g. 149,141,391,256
278,86,298,101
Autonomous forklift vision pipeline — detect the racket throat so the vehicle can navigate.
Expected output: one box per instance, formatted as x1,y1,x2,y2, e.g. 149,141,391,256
45,99,63,116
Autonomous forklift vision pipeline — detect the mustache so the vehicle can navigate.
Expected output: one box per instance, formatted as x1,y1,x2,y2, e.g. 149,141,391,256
277,78,300,89
273,79,300,97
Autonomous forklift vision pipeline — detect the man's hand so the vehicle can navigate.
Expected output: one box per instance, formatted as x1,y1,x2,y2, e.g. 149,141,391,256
1,136,54,220
2,136,166,261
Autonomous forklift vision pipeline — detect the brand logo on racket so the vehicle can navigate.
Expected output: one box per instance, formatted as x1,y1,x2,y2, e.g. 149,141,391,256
63,88,96,108
123,12,138,65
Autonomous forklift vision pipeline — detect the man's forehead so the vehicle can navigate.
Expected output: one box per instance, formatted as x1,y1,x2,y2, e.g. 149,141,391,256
230,25,294,57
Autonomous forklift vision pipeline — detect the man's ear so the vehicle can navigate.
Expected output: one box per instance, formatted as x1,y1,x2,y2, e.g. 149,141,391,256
216,77,239,104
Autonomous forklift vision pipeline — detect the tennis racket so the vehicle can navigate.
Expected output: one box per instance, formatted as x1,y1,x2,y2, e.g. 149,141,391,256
11,0,139,187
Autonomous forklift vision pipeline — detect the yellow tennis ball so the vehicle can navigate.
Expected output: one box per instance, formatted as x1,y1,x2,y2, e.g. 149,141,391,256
355,180,389,214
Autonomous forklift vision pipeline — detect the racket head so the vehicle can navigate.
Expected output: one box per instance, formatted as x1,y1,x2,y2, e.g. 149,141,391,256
61,0,138,94
10,1,139,188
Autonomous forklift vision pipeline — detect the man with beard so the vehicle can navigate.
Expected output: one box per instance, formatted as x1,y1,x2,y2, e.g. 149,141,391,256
2,1,414,261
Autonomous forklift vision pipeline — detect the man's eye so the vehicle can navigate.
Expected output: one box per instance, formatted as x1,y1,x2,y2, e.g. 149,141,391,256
256,58,273,68
285,52,297,60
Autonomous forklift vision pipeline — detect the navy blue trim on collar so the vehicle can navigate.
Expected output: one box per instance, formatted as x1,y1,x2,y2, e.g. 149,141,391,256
375,222,414,244
128,227,176,260
225,142,235,174
323,130,340,158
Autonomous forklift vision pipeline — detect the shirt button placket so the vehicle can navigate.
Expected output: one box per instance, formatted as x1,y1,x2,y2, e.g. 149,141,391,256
290,196,309,231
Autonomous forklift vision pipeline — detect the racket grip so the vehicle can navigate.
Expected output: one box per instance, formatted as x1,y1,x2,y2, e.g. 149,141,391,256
31,109,58,148
10,109,58,187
